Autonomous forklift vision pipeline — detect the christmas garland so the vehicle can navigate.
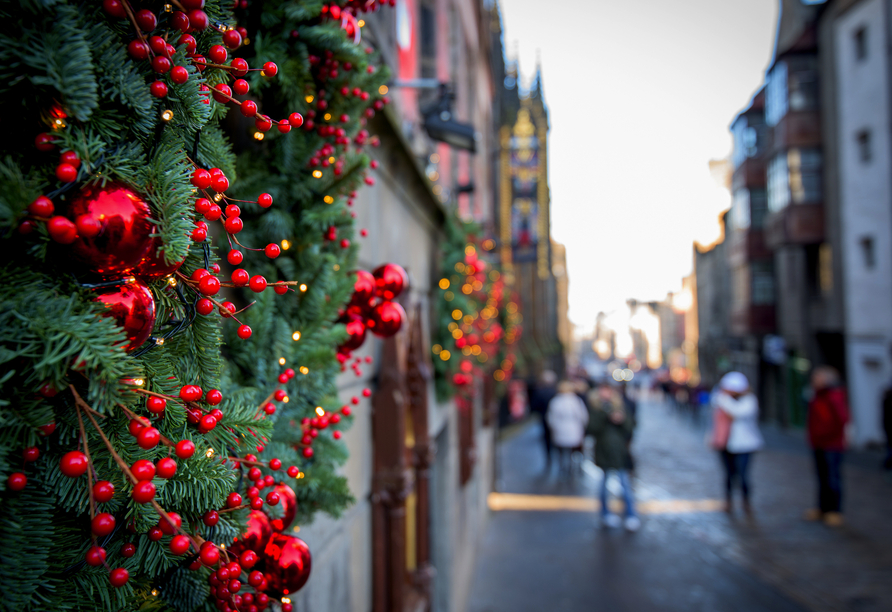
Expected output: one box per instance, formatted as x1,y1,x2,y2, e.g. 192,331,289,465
431,214,520,400
0,1,392,610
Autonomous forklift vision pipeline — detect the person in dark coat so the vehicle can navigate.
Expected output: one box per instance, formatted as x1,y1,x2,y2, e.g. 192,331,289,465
529,370,557,469
587,384,639,531
805,366,850,527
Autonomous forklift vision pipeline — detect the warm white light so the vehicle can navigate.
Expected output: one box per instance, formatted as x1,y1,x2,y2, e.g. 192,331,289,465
292,331,301,341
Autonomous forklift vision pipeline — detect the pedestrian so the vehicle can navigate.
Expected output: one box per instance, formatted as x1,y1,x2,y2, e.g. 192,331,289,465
805,366,850,526
587,383,639,531
529,370,557,470
711,372,763,516
546,381,589,476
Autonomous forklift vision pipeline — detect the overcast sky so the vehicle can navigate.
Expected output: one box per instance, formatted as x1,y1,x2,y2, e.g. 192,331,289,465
499,0,778,333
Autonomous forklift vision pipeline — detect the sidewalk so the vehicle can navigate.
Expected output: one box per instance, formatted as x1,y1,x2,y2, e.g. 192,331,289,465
468,397,892,612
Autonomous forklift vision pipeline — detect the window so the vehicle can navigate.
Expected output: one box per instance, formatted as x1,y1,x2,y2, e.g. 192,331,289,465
766,62,788,126
750,189,768,228
854,27,867,61
857,129,872,163
751,262,775,305
860,236,875,268
767,149,822,212
765,57,818,126
732,189,751,231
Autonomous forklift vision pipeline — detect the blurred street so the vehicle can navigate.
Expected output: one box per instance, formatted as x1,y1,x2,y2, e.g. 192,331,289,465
468,395,892,612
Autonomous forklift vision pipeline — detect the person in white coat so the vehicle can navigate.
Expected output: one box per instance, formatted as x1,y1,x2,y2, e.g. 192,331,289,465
712,371,763,515
546,381,589,475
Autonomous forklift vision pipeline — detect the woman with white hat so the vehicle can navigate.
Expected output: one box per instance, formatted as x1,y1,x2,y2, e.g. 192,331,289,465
711,371,764,515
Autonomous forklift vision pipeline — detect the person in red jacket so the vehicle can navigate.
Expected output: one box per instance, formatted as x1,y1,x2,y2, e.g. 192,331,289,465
805,366,850,526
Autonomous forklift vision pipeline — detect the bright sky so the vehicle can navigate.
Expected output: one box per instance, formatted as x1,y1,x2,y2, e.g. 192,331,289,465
499,0,778,332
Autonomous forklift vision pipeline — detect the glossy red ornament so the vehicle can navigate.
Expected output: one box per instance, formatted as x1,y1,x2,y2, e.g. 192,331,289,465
133,236,187,279
338,313,366,352
92,279,156,352
230,510,272,556
368,301,405,338
269,483,298,532
351,270,376,308
372,263,408,300
261,534,312,597
64,182,154,275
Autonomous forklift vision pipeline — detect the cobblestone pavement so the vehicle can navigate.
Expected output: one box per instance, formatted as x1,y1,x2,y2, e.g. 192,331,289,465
467,395,892,612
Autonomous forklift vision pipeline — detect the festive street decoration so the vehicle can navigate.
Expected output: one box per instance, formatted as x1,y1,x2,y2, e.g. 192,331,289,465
0,0,392,610
337,264,407,355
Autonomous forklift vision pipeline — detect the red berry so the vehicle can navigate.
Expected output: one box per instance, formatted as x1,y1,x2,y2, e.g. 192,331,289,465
109,568,130,588
223,29,242,49
248,275,267,293
285,368,296,378
121,543,136,558
227,250,244,266
248,467,262,481
274,389,286,401
204,205,222,221
27,196,54,217
255,115,272,131
256,194,273,209
221,302,236,317
192,268,210,282
341,406,352,416
250,496,263,510
7,472,27,491
86,546,106,567
232,78,249,96
34,133,56,152
231,58,249,77
213,174,230,192
269,458,282,470
192,169,212,189
132,480,156,503
135,9,157,31
264,403,276,414
178,33,197,53
266,491,280,506
22,446,40,462
170,534,191,555
239,550,258,568
277,119,292,133
60,451,88,477
302,447,314,458
262,61,278,76
237,325,253,339
103,0,127,19
158,511,182,535
157,457,177,479
150,80,168,98
180,385,202,401
170,65,189,84
278,373,289,384
56,163,77,183
333,430,342,440
287,465,299,477
148,35,167,55
127,39,150,60
198,414,217,432
212,83,232,104
188,8,209,30
176,440,195,459
224,216,242,234
137,427,161,450
172,10,189,31
131,459,155,481
230,269,249,286
203,510,219,526
201,544,220,566
206,389,223,405
74,214,101,239
248,570,263,587
191,226,207,242
152,55,171,74
340,238,350,248
199,275,221,296
196,298,214,315
128,418,146,437
226,492,243,508
289,112,304,127
208,44,228,64
225,204,241,218
92,513,116,536
240,100,257,117
93,480,115,503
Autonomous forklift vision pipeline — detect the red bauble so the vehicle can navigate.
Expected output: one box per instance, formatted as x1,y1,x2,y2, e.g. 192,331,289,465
372,264,408,300
65,182,154,276
368,301,405,338
261,534,312,597
92,279,156,352
269,483,298,532
338,313,366,352
133,236,187,279
351,270,376,308
234,510,272,553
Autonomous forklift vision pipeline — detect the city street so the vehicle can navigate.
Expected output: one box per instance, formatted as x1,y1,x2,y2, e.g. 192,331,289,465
468,396,892,612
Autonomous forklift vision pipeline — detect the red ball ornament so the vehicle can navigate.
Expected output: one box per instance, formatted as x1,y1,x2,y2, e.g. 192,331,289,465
93,480,115,503
133,236,187,279
351,270,376,308
338,313,366,352
65,182,154,275
369,301,406,338
92,279,156,352
60,450,88,477
261,534,312,597
372,263,408,300
231,510,272,555
269,483,298,532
